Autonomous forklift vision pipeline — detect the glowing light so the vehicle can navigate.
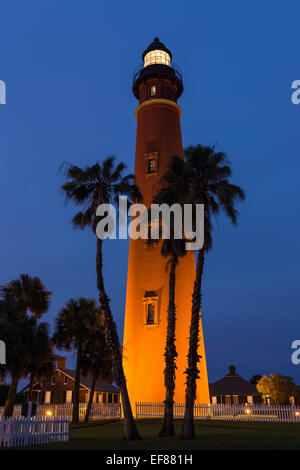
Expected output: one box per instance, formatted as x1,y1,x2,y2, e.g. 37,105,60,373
295,411,300,417
144,50,171,67
245,408,251,414
46,410,53,416
150,85,156,97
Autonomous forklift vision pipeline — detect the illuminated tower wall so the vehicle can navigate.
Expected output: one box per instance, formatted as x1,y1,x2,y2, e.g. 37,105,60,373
123,38,209,410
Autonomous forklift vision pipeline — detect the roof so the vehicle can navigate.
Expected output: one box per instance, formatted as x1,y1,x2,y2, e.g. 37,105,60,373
20,368,119,394
62,369,119,394
209,366,259,396
142,37,172,60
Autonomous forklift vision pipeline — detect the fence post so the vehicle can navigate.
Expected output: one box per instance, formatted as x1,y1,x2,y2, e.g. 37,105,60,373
27,401,32,418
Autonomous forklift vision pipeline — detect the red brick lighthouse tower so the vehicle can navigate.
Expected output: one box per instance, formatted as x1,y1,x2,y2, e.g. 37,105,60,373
123,38,209,411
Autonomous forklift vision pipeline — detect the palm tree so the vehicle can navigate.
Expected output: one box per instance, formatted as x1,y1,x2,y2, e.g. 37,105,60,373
159,239,186,436
0,273,51,318
80,311,113,423
27,322,55,402
0,384,10,407
150,184,187,436
0,274,51,416
158,146,245,439
52,298,99,423
61,157,141,440
183,145,244,439
0,300,37,416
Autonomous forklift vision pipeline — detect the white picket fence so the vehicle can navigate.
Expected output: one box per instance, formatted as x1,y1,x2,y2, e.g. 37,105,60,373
34,403,121,420
0,406,22,418
0,402,121,421
0,416,69,447
136,402,300,423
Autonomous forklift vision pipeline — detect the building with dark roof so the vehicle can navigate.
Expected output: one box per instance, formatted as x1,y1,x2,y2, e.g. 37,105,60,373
21,356,120,405
209,366,262,405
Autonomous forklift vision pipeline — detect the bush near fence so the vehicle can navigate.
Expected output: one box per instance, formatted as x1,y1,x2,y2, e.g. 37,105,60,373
136,402,300,423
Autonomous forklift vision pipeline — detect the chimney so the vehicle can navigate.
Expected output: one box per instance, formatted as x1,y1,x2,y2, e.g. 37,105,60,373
228,365,236,375
55,356,66,369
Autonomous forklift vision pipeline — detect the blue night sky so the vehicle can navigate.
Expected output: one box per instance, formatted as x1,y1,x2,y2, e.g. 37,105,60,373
0,0,300,385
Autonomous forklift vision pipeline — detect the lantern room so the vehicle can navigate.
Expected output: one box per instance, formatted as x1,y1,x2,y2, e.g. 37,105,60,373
133,37,183,103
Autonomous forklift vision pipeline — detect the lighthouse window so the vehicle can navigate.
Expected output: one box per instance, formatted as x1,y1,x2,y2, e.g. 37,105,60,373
147,304,155,324
144,50,171,67
143,292,158,325
145,152,158,175
150,85,156,97
148,159,155,173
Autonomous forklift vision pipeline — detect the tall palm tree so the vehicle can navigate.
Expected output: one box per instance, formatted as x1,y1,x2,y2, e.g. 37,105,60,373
159,239,186,436
52,298,99,423
61,157,141,440
158,146,245,439
183,145,244,439
80,311,113,423
150,183,187,436
0,273,51,318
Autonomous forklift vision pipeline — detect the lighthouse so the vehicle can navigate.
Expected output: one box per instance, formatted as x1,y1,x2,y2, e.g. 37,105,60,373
123,38,209,410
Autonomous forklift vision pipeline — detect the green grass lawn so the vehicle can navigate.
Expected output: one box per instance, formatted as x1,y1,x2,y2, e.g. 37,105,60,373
11,419,300,451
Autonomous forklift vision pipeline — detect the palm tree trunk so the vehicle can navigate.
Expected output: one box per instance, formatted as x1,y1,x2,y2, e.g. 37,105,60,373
96,238,141,440
28,374,34,402
72,344,82,424
181,249,205,439
84,375,96,423
4,375,19,417
159,254,177,437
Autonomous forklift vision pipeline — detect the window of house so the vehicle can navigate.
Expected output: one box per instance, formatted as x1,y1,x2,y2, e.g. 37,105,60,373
108,394,112,403
66,390,72,403
44,391,51,404
114,394,118,403
51,377,55,385
64,376,68,385
150,85,156,97
225,395,232,405
232,395,239,405
96,393,102,403
102,393,107,403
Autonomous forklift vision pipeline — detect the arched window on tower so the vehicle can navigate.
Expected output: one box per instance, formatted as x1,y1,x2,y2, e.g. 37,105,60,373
150,84,156,97
143,291,158,325
148,158,155,174
147,303,155,324
145,152,158,176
